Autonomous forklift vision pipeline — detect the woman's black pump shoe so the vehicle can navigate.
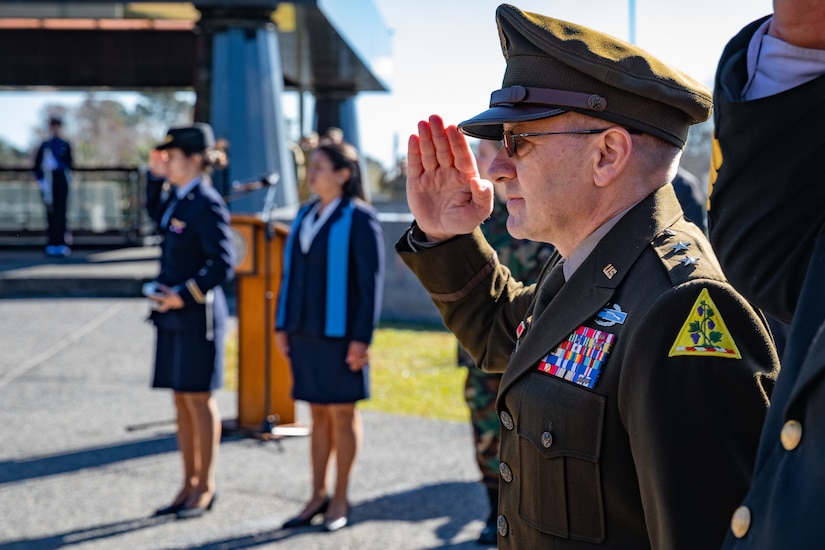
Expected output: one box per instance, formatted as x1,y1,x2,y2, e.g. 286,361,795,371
176,492,217,520
153,501,185,517
281,498,330,529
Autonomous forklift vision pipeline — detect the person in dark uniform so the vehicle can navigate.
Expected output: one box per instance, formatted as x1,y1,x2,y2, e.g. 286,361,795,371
395,5,779,548
671,166,707,235
707,1,825,546
276,139,384,532
33,115,73,257
146,123,236,520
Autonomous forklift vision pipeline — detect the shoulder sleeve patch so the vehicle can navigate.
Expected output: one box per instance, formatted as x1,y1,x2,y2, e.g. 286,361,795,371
668,287,741,359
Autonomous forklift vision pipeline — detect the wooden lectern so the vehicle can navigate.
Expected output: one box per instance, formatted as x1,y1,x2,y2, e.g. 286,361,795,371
229,214,295,430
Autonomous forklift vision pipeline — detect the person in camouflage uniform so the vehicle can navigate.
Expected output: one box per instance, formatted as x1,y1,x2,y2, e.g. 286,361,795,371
459,139,555,545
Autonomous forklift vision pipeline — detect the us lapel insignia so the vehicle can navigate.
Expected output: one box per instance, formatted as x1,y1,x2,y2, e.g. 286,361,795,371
537,326,616,389
603,264,618,279
594,304,627,327
669,288,742,358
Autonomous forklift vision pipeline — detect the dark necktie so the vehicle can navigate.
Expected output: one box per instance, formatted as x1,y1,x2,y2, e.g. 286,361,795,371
160,195,179,229
533,260,566,316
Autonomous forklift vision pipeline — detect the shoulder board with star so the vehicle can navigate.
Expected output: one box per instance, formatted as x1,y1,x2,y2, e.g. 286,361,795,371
651,225,724,286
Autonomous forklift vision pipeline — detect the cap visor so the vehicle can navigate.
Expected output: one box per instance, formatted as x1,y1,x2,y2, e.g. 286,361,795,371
458,105,566,139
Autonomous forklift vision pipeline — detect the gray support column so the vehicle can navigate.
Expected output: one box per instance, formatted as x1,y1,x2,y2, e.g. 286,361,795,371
206,16,298,213
315,94,361,152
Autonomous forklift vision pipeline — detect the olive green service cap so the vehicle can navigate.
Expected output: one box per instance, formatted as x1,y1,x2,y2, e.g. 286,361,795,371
458,4,712,148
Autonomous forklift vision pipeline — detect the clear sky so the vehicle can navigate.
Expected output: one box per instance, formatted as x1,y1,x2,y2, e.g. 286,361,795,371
0,0,773,169
359,0,773,167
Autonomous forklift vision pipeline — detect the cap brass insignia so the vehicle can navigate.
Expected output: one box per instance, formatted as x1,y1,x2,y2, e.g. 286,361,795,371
669,288,741,359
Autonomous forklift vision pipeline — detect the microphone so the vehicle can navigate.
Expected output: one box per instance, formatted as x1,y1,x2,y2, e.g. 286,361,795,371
223,172,280,202
231,172,280,192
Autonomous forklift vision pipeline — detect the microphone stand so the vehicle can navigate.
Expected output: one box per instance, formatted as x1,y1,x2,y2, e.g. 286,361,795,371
259,174,280,440
223,173,287,445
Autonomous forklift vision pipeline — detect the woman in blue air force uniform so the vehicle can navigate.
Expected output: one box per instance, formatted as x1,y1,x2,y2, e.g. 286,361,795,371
145,124,235,520
276,139,384,532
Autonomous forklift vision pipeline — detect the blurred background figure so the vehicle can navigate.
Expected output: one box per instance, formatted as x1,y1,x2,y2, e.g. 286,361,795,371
294,132,320,202
33,115,73,256
671,165,708,235
457,138,555,546
276,140,384,533
320,126,344,145
145,123,236,521
381,157,408,201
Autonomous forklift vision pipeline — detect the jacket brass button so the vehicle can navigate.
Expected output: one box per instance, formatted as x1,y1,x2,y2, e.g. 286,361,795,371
497,515,508,537
500,410,514,430
499,462,513,483
731,505,751,538
541,431,554,448
781,420,802,451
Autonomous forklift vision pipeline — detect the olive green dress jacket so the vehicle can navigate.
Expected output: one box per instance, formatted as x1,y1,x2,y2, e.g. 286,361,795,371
397,184,778,549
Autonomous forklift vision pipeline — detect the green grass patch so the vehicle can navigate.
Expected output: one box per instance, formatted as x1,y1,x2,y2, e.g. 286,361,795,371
223,324,469,423
360,325,468,423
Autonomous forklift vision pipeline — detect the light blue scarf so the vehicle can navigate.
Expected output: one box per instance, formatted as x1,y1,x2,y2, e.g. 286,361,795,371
277,200,355,337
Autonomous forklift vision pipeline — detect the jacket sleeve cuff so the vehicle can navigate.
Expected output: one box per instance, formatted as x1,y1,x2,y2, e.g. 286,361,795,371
179,278,206,306
396,225,496,300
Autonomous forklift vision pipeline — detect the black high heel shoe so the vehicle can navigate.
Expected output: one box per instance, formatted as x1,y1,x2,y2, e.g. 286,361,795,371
281,498,330,529
176,492,217,520
153,500,185,517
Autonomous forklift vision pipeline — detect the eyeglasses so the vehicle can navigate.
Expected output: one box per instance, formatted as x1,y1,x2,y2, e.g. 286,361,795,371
502,128,608,157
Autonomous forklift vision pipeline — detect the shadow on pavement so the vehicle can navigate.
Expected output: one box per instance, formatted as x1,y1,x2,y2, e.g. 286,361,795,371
0,515,177,550
173,481,483,550
0,434,179,485
0,481,489,550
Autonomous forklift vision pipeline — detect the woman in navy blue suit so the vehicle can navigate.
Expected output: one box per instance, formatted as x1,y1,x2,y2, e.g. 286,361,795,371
276,139,384,532
146,124,235,520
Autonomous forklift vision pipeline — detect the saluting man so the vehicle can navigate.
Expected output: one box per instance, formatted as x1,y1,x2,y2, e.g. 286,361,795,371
396,5,779,548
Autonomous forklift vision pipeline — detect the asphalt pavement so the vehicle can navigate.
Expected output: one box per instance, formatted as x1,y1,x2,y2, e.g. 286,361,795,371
0,246,492,549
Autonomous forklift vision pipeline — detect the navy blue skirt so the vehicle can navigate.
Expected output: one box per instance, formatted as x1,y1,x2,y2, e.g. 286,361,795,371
288,333,369,404
152,326,225,393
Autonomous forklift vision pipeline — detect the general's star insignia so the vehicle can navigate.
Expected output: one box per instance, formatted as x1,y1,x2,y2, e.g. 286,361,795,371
671,241,691,253
680,257,700,266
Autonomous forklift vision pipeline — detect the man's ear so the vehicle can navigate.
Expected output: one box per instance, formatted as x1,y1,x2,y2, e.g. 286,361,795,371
592,128,632,188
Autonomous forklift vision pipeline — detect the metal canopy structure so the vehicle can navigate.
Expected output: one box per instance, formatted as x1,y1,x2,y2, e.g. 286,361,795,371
0,1,389,93
0,1,391,210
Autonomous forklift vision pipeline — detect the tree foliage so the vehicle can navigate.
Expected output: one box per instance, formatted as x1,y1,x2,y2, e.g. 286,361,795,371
0,139,28,166
32,92,194,167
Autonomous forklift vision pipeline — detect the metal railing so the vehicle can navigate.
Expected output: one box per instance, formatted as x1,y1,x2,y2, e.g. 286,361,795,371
0,167,149,246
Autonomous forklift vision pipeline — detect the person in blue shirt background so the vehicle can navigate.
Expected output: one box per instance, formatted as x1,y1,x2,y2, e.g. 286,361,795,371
33,115,73,257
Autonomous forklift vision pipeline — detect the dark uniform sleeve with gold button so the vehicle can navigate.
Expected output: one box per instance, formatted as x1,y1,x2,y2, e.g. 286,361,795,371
709,17,825,550
397,185,778,548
